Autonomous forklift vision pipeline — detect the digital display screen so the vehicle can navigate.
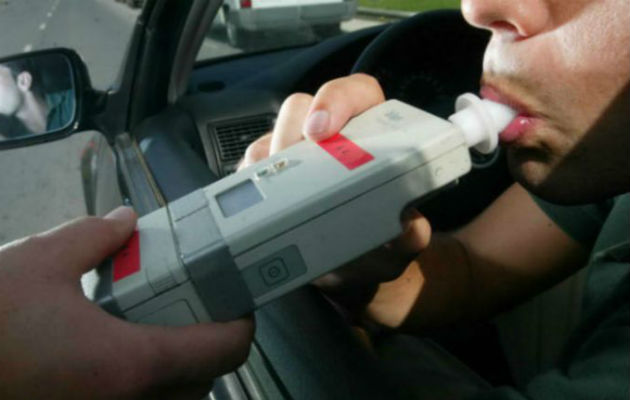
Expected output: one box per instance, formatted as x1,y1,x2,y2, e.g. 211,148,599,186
216,179,263,218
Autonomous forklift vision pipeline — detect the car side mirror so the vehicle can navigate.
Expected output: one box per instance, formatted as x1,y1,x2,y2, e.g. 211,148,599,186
0,48,92,150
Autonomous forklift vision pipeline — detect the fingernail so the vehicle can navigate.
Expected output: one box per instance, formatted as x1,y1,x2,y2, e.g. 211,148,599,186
104,206,135,222
304,110,330,141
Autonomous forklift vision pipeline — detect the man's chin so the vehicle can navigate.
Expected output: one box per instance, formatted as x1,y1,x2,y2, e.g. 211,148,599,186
507,152,625,205
507,152,581,205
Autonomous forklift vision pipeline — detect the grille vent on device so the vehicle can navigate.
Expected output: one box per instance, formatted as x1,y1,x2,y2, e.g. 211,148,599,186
212,115,274,175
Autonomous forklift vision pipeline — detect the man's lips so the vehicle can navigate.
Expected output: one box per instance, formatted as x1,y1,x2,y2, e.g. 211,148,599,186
480,85,536,144
501,116,534,143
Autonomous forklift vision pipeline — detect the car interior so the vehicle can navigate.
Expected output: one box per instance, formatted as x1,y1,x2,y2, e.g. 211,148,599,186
82,3,588,398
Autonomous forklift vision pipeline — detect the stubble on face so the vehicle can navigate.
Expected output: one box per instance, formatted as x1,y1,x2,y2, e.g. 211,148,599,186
481,0,630,203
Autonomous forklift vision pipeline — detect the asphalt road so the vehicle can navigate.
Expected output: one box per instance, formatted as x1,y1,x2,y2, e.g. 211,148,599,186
0,0,386,246
0,0,138,245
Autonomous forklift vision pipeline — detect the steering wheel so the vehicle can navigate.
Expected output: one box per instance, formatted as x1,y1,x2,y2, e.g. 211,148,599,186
351,10,513,230
352,10,489,119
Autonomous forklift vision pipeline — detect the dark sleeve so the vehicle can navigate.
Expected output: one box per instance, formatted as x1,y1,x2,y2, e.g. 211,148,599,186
530,195,612,247
471,276,630,400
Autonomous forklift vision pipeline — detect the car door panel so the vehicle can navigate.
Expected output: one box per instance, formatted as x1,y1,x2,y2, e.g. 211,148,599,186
135,108,220,201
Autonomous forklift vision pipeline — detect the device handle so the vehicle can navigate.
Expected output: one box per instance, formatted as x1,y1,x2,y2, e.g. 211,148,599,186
93,257,124,317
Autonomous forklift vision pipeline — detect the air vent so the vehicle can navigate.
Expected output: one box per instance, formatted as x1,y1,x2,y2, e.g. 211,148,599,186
211,115,274,175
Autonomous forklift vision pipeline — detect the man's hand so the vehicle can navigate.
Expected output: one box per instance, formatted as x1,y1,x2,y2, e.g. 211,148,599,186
240,73,388,168
237,73,590,334
239,74,433,316
0,207,254,400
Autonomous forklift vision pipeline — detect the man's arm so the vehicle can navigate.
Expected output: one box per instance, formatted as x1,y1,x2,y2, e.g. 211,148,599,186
365,183,590,332
239,74,590,333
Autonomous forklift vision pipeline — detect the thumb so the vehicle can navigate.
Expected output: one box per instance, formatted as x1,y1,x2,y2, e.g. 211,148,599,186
36,206,138,279
140,318,255,385
391,209,432,254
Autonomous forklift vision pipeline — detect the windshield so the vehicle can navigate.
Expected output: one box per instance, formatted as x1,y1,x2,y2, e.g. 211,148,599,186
196,0,460,61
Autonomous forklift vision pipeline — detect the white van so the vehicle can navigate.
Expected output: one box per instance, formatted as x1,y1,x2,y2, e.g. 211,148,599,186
222,0,357,47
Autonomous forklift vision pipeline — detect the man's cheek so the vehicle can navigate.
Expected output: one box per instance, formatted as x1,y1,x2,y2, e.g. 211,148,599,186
559,1,630,71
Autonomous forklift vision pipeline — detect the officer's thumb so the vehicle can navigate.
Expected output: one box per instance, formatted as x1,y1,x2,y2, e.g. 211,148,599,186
24,206,137,280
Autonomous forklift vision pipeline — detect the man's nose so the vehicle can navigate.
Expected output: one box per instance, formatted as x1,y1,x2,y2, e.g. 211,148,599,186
461,0,551,39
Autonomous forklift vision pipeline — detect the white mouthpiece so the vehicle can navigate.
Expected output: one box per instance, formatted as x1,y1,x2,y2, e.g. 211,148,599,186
448,93,517,154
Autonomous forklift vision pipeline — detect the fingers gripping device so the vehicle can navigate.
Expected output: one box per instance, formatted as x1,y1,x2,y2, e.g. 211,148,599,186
95,94,515,324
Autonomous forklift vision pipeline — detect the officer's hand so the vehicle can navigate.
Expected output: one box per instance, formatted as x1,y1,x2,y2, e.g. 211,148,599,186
0,207,253,400
238,74,432,316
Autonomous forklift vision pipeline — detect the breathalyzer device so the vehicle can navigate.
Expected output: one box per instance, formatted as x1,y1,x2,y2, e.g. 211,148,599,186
95,94,516,324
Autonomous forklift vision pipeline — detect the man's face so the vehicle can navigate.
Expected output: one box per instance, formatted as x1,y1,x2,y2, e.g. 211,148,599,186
462,0,630,204
0,65,23,117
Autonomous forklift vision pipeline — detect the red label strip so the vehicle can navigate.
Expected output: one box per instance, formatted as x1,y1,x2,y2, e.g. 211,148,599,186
113,230,141,282
318,133,374,170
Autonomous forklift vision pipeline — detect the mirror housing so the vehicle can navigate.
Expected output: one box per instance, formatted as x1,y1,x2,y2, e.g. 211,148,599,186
0,48,94,150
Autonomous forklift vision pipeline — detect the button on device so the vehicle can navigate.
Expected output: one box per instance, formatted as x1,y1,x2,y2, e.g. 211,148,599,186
256,167,272,179
260,259,289,286
273,158,288,171
256,159,289,180
242,246,307,298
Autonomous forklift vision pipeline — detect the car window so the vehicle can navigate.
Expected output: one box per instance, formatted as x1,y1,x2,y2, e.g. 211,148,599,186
0,0,140,90
196,0,461,61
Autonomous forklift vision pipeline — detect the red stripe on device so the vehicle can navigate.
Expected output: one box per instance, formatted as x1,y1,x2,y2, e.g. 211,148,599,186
318,133,374,170
113,231,140,282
